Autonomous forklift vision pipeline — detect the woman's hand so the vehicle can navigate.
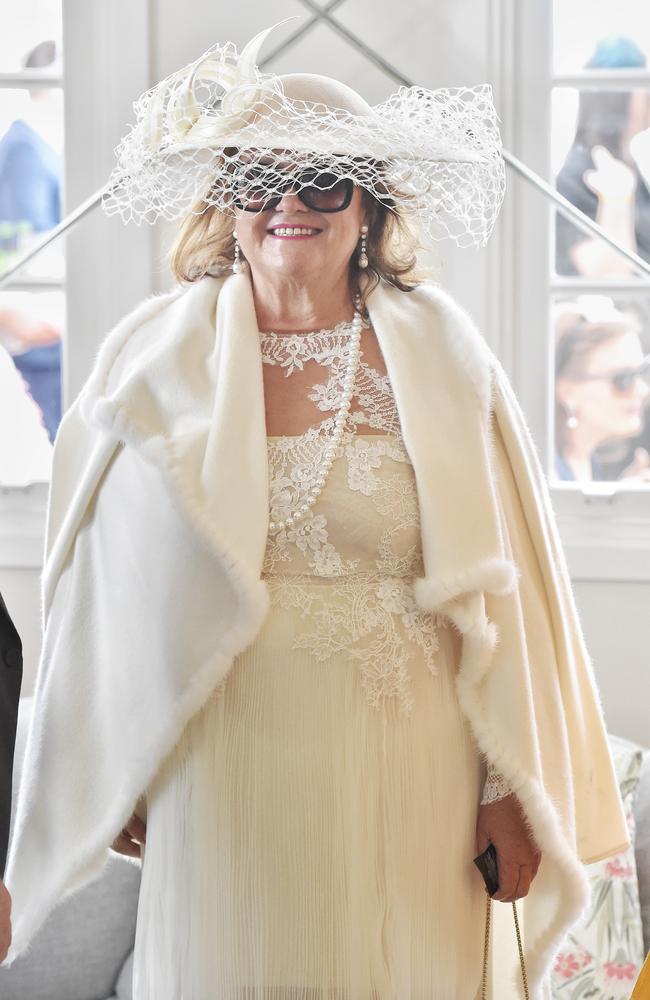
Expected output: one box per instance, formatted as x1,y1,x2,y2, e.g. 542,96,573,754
620,446,650,481
0,308,61,350
475,793,541,902
584,145,637,202
110,811,147,859
0,880,11,963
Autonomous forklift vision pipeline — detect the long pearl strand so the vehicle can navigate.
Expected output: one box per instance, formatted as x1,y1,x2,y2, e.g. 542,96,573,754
268,296,364,534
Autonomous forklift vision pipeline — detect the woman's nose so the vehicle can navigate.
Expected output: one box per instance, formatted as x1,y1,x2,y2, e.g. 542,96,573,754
636,376,650,398
274,190,306,211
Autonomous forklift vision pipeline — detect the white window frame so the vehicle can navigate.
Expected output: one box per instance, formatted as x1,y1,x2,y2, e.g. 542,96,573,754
0,0,152,569
489,0,650,582
0,62,64,565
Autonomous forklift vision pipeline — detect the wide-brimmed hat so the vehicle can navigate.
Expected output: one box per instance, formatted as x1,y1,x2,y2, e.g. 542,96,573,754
101,20,506,249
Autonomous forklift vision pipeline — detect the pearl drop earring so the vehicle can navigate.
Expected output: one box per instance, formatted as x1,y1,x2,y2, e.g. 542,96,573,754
233,232,246,273
358,225,369,269
566,402,578,429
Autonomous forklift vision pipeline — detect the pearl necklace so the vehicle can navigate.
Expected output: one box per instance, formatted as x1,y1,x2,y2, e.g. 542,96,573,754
268,299,364,534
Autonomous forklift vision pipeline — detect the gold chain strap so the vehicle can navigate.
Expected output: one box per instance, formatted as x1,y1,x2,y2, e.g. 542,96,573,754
481,893,530,999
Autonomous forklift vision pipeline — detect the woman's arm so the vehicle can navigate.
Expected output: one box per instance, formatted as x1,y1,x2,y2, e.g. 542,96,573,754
480,763,512,805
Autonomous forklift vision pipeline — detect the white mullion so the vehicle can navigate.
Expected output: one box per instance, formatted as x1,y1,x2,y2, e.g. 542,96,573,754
552,70,650,90
0,72,62,88
0,277,64,292
551,280,650,296
485,0,517,371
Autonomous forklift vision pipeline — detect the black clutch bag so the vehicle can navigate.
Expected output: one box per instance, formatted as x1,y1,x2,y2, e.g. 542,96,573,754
473,842,500,896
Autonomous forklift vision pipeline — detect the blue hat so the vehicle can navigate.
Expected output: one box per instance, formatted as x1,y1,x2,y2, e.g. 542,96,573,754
586,35,647,69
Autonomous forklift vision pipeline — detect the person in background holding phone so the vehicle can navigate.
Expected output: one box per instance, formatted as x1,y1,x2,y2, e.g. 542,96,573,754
555,35,650,279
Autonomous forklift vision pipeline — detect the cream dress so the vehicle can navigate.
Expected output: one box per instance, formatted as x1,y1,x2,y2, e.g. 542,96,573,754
132,317,507,1000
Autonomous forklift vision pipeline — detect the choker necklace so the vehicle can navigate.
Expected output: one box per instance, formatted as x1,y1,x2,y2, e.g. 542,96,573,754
268,295,364,534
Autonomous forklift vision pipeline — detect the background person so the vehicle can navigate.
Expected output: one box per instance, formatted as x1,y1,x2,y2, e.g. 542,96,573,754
554,297,650,481
0,38,63,443
555,35,650,279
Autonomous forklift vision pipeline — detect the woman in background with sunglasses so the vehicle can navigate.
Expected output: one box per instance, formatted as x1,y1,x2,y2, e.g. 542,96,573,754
2,22,630,1000
554,298,650,482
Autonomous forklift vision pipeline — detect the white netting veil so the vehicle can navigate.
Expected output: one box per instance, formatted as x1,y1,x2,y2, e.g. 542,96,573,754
101,22,506,249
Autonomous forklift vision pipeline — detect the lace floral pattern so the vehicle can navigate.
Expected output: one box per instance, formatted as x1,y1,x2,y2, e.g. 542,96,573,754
258,321,511,800
263,429,438,718
266,570,439,718
481,764,513,805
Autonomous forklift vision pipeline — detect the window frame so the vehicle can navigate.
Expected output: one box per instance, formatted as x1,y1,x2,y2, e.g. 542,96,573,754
494,0,650,582
0,0,152,569
0,63,64,565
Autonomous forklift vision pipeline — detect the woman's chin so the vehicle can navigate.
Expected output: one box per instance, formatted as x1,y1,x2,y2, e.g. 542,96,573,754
256,248,328,276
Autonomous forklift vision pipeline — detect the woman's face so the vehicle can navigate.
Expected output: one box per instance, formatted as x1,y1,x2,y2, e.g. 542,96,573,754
233,175,367,286
557,331,650,442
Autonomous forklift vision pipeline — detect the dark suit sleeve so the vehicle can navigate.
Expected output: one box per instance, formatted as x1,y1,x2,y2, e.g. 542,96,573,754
0,591,23,881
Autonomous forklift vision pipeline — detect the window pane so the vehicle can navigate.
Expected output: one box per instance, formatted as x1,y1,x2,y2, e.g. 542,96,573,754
0,87,64,281
552,86,650,278
0,5,62,75
553,2,650,74
0,288,64,464
551,293,650,484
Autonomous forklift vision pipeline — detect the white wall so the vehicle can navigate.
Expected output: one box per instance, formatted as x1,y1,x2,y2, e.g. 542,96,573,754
7,0,648,754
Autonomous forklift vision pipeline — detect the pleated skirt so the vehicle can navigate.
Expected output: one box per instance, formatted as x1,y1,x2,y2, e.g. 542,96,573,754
132,590,488,999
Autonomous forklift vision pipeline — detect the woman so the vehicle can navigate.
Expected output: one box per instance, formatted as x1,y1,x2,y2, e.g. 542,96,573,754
554,297,650,482
1,24,628,1000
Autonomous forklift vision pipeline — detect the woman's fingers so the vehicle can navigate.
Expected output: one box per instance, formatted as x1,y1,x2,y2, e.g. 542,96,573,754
110,811,147,858
110,831,142,858
514,864,533,900
492,860,520,902
124,814,147,844
492,861,535,902
0,880,11,962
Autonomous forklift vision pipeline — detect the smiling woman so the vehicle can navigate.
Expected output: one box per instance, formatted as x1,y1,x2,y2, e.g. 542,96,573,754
167,152,425,317
1,19,629,1000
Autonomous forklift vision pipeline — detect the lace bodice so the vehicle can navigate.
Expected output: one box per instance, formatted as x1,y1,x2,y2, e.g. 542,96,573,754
258,319,510,806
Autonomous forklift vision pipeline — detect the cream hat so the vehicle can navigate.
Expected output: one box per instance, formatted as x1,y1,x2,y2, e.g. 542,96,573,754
102,21,506,248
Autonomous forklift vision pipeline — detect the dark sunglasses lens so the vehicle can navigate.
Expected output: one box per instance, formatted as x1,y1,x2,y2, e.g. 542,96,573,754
612,373,634,392
611,365,650,392
300,175,352,211
233,166,352,212
234,165,281,211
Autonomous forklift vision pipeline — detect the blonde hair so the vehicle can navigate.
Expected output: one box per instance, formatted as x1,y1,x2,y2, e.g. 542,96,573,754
167,186,433,314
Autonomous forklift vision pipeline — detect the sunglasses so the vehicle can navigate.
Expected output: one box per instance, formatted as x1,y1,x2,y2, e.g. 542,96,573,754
232,166,354,213
571,354,650,393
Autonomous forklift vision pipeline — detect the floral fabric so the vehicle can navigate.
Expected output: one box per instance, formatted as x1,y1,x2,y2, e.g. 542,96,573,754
551,740,645,998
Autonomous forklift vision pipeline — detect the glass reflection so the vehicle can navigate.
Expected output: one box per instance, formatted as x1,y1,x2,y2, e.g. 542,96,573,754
553,296,650,482
0,288,65,463
0,38,63,446
554,37,650,278
0,1,61,75
553,4,649,74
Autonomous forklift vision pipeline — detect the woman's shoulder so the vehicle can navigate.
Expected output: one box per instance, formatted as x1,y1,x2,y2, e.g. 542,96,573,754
382,277,500,408
78,275,224,426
